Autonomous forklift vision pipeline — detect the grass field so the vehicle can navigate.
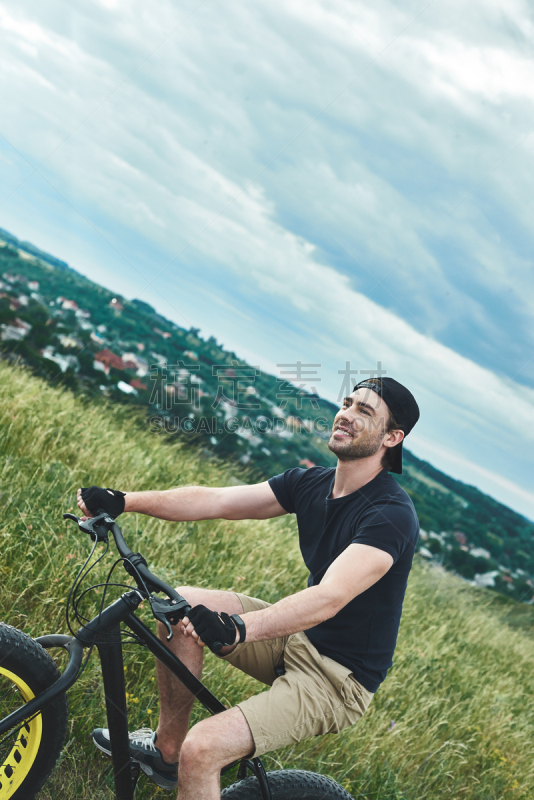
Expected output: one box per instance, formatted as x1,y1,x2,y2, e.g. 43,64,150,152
1,359,533,799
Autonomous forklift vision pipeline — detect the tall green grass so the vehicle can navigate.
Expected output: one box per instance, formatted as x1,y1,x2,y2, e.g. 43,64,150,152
0,360,533,799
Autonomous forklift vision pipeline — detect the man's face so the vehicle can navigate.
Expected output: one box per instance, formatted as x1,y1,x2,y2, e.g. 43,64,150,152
328,388,390,462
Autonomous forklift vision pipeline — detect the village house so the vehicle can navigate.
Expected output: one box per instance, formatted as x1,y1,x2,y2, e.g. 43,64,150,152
470,547,491,560
1,318,31,342
56,297,79,311
42,346,79,373
94,348,126,374
121,352,149,377
454,531,469,551
154,327,172,339
59,334,81,349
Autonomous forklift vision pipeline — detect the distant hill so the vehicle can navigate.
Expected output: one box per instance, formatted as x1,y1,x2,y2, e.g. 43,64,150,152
1,226,532,603
0,227,72,272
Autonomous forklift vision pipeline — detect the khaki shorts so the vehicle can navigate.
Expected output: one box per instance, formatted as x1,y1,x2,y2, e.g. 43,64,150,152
220,593,374,757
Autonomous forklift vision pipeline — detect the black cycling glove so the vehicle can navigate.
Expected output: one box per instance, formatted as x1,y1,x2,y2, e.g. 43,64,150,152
186,605,246,653
81,486,126,519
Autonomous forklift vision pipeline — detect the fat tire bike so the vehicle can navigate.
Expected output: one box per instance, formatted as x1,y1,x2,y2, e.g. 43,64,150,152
0,509,354,799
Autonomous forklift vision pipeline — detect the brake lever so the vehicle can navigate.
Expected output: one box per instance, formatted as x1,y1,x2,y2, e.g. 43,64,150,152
149,596,191,641
63,512,114,542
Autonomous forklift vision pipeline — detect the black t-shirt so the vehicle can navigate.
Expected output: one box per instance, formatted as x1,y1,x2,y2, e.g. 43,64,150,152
268,466,419,693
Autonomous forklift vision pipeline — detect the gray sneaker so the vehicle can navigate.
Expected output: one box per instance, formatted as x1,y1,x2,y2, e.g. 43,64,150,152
92,727,178,790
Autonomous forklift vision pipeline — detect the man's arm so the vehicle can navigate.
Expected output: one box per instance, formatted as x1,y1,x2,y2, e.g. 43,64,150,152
241,543,393,642
77,481,287,522
183,543,394,646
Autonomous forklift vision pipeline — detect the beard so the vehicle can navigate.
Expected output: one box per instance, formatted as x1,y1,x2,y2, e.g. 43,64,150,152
328,427,384,462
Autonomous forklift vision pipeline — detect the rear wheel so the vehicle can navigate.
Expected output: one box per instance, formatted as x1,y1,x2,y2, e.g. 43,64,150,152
221,768,354,799
0,623,68,800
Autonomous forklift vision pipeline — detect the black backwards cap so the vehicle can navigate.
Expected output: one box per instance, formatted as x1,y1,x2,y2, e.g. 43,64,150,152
353,377,420,474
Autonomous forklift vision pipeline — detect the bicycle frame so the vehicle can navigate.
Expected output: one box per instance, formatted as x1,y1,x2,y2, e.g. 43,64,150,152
0,589,273,800
0,510,273,799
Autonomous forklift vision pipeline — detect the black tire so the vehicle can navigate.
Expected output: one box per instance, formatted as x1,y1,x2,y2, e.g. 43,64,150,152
0,623,69,800
222,769,354,799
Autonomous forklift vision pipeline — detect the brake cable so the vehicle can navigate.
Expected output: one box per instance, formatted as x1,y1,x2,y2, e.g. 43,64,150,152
64,511,189,644
65,536,102,639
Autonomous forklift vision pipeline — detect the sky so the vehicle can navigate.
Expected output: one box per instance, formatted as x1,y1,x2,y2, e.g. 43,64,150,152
1,0,534,520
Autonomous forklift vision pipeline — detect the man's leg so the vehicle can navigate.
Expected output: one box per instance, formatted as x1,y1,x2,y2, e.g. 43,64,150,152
177,707,254,800
154,586,244,764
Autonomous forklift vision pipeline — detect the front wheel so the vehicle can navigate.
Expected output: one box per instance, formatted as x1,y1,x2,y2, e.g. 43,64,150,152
0,623,68,800
222,769,354,799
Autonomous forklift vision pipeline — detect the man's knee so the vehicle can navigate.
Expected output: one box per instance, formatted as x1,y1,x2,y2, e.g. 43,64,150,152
179,724,218,770
175,585,244,615
175,585,210,607
179,710,254,772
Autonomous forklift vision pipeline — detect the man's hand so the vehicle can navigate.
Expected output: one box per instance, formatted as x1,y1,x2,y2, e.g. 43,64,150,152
77,486,126,519
181,605,241,652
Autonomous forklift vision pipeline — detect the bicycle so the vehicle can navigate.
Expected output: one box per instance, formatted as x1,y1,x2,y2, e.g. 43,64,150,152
0,509,354,800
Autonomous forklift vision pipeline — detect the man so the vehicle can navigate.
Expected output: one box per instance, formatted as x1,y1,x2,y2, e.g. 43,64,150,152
78,376,420,800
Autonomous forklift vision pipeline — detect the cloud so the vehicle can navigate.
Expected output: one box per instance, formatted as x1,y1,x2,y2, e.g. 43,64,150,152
0,0,534,517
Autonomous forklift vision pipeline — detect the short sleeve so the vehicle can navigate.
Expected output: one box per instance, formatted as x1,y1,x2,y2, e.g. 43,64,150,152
268,468,306,514
352,498,418,564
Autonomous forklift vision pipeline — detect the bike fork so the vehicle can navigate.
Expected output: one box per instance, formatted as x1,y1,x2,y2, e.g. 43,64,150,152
237,757,273,800
97,625,136,800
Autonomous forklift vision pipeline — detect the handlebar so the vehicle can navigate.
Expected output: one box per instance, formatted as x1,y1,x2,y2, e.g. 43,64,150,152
63,509,191,640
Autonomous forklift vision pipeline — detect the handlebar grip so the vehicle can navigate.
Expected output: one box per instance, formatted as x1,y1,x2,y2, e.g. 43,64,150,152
93,507,109,516
209,641,223,654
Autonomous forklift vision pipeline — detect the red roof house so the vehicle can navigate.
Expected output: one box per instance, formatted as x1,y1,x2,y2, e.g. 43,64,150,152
94,349,126,371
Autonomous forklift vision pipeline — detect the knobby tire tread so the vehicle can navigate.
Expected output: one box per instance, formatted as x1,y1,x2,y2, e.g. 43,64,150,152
221,768,354,799
0,623,68,800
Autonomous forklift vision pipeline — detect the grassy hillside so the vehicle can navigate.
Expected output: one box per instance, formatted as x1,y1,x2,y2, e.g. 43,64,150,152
1,360,533,799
